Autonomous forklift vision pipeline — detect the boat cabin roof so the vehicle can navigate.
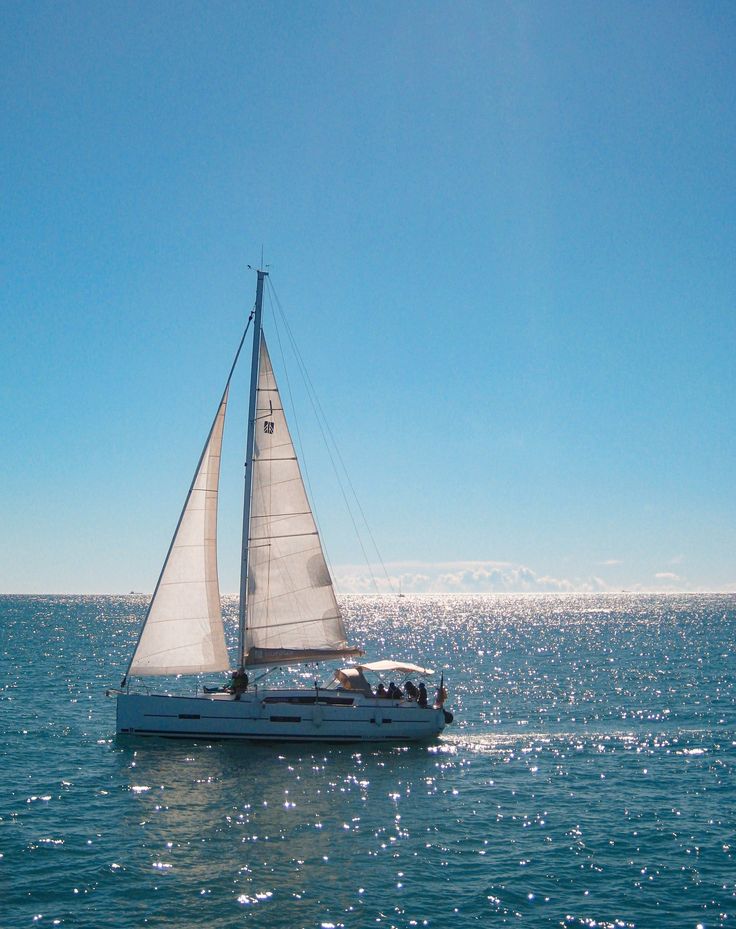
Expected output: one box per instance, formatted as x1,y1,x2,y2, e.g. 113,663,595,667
333,667,372,694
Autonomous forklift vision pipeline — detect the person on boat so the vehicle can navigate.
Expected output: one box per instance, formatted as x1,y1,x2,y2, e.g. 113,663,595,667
387,682,400,700
404,680,418,701
376,682,387,698
417,682,428,708
230,668,249,700
435,680,448,707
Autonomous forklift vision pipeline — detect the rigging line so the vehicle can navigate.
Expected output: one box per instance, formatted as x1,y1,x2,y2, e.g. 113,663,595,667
268,278,380,594
268,276,379,594
266,279,383,575
267,278,390,594
266,284,341,594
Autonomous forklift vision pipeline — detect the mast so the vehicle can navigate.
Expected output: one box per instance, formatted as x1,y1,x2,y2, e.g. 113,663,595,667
238,269,268,667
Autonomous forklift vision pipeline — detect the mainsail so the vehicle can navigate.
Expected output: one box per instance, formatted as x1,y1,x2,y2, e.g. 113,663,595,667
127,390,230,677
243,336,361,667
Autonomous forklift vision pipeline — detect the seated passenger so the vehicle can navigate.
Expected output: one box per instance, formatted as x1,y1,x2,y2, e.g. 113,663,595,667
230,668,249,700
387,682,400,699
376,682,387,698
417,682,428,708
404,680,418,701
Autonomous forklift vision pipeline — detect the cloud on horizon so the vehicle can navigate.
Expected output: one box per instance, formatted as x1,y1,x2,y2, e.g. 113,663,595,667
334,560,609,594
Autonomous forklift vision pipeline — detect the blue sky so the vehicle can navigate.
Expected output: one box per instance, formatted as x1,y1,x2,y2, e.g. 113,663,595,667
2,1,734,594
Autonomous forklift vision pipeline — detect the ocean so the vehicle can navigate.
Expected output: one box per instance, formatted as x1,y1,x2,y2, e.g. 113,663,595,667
1,593,734,928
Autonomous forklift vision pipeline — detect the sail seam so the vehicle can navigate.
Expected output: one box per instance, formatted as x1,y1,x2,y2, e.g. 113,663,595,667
248,615,342,630
157,545,216,552
251,510,312,518
249,531,318,541
133,642,224,658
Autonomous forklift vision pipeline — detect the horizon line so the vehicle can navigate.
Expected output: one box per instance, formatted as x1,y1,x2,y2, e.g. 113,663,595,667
1,589,734,597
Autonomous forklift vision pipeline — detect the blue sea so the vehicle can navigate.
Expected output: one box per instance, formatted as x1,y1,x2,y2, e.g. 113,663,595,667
1,593,734,928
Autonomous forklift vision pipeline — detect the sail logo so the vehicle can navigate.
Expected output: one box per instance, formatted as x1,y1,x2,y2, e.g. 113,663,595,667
264,421,275,434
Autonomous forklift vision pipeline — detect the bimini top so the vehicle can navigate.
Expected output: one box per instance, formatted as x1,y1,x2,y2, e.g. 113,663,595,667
357,660,434,676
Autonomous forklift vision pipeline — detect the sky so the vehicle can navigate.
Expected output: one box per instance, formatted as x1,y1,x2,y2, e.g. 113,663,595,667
1,1,734,594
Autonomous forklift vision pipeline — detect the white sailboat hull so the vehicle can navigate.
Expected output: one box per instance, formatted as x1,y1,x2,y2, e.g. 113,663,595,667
116,690,448,742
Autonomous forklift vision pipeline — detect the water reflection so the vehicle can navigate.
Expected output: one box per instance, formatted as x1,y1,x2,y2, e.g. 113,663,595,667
112,737,441,924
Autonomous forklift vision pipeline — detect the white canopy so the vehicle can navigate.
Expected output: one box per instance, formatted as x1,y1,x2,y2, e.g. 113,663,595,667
357,660,434,676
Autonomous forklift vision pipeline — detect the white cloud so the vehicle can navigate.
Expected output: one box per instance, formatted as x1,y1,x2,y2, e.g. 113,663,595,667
598,559,623,566
654,572,680,581
334,560,609,594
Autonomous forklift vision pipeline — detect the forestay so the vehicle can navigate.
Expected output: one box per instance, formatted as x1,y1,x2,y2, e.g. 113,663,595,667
243,336,361,667
127,390,230,677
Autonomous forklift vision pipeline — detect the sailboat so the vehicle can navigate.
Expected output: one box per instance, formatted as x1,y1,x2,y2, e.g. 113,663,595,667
113,269,452,742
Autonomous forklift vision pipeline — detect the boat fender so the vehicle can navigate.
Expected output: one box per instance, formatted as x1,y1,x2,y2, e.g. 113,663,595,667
443,710,454,724
373,711,382,727
312,704,324,728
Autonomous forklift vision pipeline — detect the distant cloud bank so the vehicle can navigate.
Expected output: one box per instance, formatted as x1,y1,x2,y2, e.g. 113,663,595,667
331,560,717,594
334,560,609,594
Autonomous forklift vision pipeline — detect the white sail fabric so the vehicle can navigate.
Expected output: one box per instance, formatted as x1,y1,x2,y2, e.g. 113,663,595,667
244,337,360,666
129,391,230,676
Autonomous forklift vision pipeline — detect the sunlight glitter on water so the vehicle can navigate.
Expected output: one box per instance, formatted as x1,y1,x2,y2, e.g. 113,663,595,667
0,593,735,927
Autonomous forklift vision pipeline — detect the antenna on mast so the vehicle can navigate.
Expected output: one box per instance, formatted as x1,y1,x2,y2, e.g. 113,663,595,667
247,248,269,275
